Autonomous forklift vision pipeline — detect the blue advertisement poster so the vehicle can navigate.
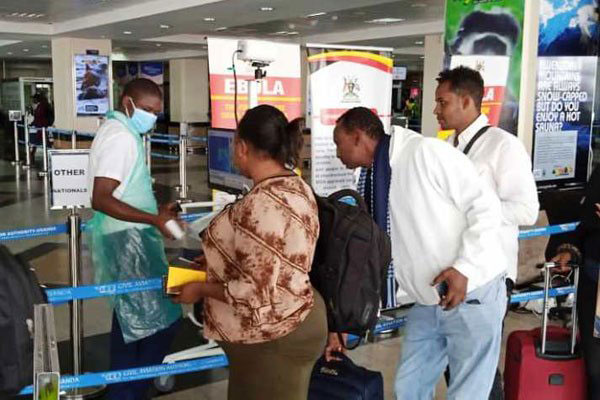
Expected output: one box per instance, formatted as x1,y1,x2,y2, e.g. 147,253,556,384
539,0,599,56
533,0,599,190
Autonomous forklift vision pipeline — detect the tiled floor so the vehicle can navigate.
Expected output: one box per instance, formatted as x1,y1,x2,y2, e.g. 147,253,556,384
0,153,543,399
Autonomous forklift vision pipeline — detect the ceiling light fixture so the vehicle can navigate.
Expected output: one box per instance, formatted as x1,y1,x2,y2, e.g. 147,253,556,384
415,41,424,45
123,31,132,35
159,24,171,29
260,6,274,11
331,15,338,21
7,52,12,55
203,17,215,22
306,12,326,18
23,49,29,52
156,43,162,47
286,31,299,35
365,18,405,24
5,12,45,19
215,26,227,31
41,44,48,48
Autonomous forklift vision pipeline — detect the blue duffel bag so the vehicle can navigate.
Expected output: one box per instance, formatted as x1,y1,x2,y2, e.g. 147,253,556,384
308,352,384,400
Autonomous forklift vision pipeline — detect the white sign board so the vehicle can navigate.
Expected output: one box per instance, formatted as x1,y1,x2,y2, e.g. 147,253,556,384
392,66,407,80
49,150,91,209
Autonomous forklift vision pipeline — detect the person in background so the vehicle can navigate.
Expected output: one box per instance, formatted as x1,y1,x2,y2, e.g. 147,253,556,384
435,66,540,399
552,166,600,399
332,107,507,399
29,92,52,163
173,105,327,400
87,78,181,400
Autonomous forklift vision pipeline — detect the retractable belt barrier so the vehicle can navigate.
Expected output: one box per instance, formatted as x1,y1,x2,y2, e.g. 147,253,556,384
8,216,580,395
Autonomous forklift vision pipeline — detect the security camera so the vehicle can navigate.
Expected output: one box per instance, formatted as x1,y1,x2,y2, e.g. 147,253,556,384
237,40,276,68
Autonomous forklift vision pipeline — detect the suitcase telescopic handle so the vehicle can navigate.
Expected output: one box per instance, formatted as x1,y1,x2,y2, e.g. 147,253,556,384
540,262,579,356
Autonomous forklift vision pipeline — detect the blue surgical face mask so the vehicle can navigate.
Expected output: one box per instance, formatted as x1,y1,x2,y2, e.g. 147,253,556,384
127,99,157,134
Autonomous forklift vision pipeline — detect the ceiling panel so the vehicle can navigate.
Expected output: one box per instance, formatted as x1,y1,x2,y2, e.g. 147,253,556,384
0,0,152,23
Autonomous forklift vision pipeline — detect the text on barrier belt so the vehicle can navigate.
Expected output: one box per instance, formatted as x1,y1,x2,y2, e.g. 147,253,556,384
0,212,209,242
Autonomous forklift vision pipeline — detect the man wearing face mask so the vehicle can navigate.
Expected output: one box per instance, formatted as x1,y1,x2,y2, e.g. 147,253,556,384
87,78,182,400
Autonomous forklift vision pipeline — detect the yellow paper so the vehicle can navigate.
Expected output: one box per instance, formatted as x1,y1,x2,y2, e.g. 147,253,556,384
166,266,206,293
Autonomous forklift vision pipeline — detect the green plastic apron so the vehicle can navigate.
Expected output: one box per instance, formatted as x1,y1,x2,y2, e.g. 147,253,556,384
86,110,181,343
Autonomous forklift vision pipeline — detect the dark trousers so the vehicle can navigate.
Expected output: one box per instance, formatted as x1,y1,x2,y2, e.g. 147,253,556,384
577,273,600,400
107,313,181,400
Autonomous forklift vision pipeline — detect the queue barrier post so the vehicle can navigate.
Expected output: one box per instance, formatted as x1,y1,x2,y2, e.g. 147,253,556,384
11,120,22,166
23,122,31,169
38,127,49,177
63,208,105,399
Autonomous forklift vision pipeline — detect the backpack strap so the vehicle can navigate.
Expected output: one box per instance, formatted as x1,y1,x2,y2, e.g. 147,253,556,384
462,125,491,156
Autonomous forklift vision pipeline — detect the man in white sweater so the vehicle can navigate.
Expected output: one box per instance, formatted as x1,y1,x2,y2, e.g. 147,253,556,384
333,107,508,399
436,66,540,399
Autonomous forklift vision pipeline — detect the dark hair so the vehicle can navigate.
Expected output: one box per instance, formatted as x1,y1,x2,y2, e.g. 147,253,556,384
436,66,484,109
120,78,162,108
237,105,304,167
336,107,384,139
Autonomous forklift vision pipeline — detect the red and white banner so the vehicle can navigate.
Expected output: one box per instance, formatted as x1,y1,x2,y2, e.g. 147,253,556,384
450,55,510,126
207,38,302,129
307,44,393,195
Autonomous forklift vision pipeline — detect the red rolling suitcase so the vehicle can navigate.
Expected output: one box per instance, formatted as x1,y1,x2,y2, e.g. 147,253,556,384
504,262,587,400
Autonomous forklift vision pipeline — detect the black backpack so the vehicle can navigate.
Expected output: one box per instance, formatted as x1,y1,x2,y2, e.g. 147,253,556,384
310,189,392,339
0,244,47,396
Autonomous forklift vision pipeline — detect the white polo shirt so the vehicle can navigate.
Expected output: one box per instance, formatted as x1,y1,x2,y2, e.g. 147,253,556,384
447,115,540,282
88,119,138,200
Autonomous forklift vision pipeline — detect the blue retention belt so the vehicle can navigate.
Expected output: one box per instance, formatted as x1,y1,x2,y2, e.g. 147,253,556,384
510,286,575,303
151,152,179,160
0,223,68,241
19,355,229,395
518,223,578,239
46,278,164,303
0,213,208,242
149,138,179,145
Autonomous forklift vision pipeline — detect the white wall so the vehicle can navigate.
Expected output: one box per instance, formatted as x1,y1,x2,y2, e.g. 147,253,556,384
421,34,444,137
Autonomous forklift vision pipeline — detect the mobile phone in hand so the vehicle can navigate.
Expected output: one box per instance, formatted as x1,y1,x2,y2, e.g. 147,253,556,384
435,281,449,298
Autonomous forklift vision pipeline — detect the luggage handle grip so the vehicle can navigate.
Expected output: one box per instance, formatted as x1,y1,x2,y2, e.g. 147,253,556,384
540,262,579,356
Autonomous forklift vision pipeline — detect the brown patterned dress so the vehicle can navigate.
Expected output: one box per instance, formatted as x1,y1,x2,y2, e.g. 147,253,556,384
201,175,320,344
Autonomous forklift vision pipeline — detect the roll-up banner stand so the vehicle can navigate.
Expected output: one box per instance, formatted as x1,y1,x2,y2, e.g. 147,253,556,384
207,38,302,130
532,0,598,191
306,44,403,309
444,0,525,135
306,44,393,196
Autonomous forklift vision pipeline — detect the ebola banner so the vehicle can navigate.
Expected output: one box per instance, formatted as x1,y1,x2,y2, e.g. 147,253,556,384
445,0,525,135
207,38,302,129
450,55,510,126
307,44,393,196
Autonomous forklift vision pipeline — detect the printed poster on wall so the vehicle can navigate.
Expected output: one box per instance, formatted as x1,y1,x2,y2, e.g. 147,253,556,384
207,38,302,129
307,44,393,196
450,55,510,126
445,0,525,135
75,54,110,116
140,62,164,85
532,0,599,190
